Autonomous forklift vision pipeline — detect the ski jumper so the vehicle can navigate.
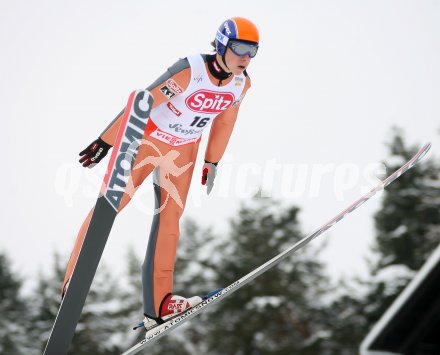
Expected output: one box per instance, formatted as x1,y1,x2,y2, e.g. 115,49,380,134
63,54,252,319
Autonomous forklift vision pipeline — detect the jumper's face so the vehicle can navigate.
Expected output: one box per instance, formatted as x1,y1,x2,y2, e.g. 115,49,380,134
224,48,252,75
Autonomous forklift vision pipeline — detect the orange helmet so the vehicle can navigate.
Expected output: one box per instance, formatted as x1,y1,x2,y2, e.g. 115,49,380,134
215,17,259,57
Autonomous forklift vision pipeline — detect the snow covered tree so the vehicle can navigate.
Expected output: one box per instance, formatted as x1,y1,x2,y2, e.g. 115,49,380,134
110,247,145,351
202,195,332,354
28,252,64,354
319,132,440,353
170,219,221,353
0,251,30,354
32,252,125,354
374,131,440,270
68,262,123,354
320,278,371,355
366,130,440,321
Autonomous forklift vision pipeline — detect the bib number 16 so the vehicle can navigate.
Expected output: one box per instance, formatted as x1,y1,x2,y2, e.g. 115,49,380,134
190,116,210,128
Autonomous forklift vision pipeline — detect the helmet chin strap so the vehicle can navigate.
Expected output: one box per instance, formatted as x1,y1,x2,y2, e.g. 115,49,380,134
219,53,232,86
221,50,230,71
217,43,231,72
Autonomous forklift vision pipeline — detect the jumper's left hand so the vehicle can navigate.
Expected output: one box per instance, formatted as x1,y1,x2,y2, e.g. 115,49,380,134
201,161,218,195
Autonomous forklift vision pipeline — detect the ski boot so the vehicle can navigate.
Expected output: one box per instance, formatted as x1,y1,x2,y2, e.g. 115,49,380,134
143,293,202,329
134,289,223,331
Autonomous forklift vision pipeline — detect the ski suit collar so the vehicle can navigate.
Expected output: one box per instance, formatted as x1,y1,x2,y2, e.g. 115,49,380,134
206,54,232,86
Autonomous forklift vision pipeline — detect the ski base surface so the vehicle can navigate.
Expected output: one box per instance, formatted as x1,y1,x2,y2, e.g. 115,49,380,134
121,143,431,355
44,90,153,355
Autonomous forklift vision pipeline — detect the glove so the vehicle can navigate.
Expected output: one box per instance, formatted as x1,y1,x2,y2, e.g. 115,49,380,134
79,137,112,168
201,161,218,195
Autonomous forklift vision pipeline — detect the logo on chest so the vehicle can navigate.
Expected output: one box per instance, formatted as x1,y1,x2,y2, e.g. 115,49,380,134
185,89,235,114
167,102,182,117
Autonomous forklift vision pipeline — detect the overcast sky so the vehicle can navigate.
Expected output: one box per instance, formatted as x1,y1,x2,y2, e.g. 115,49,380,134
1,0,439,293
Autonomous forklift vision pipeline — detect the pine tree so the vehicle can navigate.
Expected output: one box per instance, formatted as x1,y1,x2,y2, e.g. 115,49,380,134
319,132,440,353
111,247,145,351
28,252,64,354
374,131,440,270
0,251,30,354
366,130,440,321
171,219,221,354
320,278,370,355
203,195,331,354
68,262,123,354
33,252,125,354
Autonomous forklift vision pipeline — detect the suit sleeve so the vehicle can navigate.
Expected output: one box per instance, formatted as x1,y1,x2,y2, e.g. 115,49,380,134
204,76,252,163
99,58,191,145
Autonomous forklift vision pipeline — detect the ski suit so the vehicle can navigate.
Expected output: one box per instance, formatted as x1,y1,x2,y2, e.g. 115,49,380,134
63,54,251,319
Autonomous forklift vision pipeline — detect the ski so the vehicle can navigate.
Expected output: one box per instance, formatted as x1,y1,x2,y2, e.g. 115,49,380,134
44,89,153,355
121,143,431,355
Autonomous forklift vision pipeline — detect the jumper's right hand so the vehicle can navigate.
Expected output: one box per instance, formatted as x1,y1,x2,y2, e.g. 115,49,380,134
202,161,218,195
79,137,112,168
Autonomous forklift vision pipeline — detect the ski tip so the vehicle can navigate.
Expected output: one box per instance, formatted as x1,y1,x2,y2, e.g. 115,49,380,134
415,142,432,163
424,142,432,154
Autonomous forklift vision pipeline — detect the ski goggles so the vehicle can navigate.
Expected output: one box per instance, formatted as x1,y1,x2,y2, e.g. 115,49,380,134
228,40,259,58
